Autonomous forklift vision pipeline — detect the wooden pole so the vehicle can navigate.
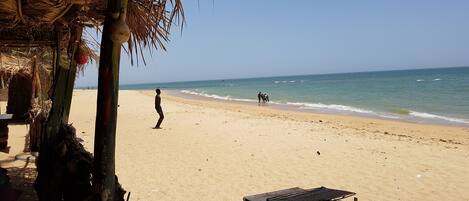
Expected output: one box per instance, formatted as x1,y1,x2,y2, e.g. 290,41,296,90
0,54,3,89
35,27,81,201
61,30,81,123
31,56,37,102
93,0,128,200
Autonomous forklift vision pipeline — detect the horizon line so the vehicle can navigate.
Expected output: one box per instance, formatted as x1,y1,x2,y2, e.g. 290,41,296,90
77,65,469,88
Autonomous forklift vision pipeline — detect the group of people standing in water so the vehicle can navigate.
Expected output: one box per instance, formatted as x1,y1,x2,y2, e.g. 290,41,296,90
258,92,270,103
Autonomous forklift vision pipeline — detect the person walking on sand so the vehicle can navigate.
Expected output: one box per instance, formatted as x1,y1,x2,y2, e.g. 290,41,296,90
154,88,164,129
258,92,262,103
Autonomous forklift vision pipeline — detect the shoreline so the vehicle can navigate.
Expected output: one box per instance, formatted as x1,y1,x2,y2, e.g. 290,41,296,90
137,90,469,146
162,89,469,129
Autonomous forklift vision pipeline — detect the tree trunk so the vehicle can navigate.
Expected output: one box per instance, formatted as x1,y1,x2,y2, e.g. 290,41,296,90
92,0,127,200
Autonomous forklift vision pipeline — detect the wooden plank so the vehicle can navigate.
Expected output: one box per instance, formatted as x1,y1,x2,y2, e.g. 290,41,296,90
0,41,56,48
0,114,13,120
0,29,57,49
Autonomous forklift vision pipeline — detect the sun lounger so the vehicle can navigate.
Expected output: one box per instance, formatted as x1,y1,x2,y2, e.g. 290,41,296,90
243,186,356,201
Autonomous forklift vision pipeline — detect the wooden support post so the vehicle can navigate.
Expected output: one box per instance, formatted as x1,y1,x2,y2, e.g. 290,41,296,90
35,27,81,201
31,57,36,99
92,0,128,200
62,43,80,123
44,28,81,143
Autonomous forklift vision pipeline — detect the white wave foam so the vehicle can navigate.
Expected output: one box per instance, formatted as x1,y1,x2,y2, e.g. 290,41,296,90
416,79,424,82
433,78,441,81
286,102,374,115
274,80,297,84
409,111,469,124
181,90,468,125
379,114,400,119
180,90,256,102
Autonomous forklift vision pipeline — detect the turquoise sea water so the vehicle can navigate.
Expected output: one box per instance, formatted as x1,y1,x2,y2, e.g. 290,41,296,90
121,67,469,126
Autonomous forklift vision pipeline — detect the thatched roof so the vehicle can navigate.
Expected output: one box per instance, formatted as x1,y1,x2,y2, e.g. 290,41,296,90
0,52,35,82
0,54,28,77
0,0,184,64
0,49,53,84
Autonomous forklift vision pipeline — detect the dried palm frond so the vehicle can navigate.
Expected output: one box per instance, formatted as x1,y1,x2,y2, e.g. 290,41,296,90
76,38,99,74
20,0,72,26
0,0,21,28
1,0,185,66
0,48,53,87
126,0,185,65
0,53,30,78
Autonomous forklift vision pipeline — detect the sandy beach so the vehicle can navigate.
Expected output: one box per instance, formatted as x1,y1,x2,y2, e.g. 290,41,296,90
2,89,469,201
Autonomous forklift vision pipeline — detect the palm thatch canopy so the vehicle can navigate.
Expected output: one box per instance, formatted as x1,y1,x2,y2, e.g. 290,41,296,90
0,49,53,81
1,1,185,201
0,53,29,82
0,0,184,63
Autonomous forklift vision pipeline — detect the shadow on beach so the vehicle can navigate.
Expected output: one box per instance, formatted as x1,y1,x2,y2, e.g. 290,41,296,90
4,166,38,201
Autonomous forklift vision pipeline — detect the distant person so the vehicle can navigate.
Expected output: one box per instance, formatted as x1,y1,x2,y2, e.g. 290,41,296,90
154,88,164,129
265,94,270,102
258,92,262,103
263,93,268,103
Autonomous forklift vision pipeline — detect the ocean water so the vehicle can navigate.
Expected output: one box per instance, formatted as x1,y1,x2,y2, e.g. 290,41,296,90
121,67,469,126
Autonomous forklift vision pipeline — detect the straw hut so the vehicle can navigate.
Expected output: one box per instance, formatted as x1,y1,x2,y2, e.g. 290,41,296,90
0,51,50,120
0,0,184,200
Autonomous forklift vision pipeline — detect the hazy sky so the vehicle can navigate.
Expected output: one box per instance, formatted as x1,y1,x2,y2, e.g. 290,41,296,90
76,0,469,87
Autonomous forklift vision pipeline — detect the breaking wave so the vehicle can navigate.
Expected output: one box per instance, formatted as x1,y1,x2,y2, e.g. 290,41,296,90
180,90,256,102
409,111,469,124
286,102,375,115
274,80,298,84
179,90,469,126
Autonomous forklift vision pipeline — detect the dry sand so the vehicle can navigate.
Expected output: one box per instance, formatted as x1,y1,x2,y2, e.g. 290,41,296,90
2,90,469,201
